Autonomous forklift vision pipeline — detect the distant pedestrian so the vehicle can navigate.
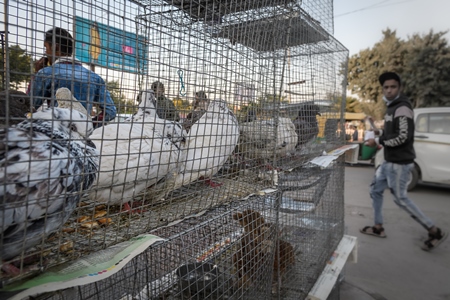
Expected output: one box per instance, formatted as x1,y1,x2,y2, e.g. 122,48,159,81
362,71,446,251
352,125,359,142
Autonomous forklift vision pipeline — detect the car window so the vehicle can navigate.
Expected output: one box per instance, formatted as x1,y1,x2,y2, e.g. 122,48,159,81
429,113,450,134
416,113,450,134
416,114,428,132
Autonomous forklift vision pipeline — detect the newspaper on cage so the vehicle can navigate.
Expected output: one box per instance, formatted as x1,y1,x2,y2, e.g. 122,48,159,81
309,144,359,168
1,234,165,300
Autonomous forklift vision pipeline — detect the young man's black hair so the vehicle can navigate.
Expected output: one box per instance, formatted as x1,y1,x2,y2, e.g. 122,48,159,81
378,72,401,86
44,27,73,55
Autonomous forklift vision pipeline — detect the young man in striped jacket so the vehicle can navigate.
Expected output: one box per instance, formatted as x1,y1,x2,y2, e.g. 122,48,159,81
361,72,446,251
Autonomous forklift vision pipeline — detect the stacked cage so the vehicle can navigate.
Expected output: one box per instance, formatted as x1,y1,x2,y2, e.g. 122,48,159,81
0,0,348,299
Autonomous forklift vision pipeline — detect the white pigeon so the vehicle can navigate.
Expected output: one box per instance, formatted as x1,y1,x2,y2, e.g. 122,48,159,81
172,99,239,188
0,89,98,274
88,90,186,210
238,117,298,161
54,87,92,121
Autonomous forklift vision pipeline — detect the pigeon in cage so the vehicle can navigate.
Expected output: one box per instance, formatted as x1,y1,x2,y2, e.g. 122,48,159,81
171,99,239,188
88,89,186,212
182,90,209,133
0,88,98,275
0,90,32,127
51,88,93,121
232,209,296,290
293,104,321,148
237,117,298,169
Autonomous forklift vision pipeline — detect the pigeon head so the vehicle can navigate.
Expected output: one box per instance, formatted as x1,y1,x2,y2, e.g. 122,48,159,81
55,88,91,118
137,90,157,111
31,107,94,138
193,91,209,111
151,81,165,97
0,90,32,125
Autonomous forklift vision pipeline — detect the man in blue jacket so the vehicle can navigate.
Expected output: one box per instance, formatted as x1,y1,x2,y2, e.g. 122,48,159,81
29,27,116,127
362,72,446,251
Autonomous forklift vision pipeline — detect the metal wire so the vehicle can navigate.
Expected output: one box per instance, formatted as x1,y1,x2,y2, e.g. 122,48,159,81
1,0,348,298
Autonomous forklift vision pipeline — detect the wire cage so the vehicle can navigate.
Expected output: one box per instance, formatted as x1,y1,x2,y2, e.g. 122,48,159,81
1,0,349,298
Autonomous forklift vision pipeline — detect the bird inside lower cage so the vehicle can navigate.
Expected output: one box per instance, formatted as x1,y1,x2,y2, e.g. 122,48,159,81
232,209,295,291
0,88,98,277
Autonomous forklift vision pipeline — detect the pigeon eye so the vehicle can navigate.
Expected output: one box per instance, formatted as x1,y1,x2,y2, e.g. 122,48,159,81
70,123,78,132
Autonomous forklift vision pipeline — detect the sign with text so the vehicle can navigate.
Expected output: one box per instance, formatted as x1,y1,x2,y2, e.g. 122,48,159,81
74,16,148,74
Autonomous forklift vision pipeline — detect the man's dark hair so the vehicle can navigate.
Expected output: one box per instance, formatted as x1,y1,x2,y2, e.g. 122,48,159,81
378,72,401,86
44,27,73,55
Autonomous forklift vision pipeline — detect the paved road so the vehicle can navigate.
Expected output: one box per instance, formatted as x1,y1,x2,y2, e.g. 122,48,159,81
342,165,450,300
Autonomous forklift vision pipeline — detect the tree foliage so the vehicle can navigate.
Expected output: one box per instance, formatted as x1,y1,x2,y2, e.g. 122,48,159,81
106,80,135,114
347,28,450,111
0,45,33,90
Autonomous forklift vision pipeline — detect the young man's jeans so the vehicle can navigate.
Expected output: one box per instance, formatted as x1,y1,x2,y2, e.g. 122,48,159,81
370,161,434,229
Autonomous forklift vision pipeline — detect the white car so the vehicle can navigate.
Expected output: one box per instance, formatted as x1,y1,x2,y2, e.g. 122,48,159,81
374,107,450,190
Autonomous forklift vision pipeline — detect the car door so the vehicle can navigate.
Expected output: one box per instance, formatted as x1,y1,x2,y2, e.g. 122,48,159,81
414,111,450,184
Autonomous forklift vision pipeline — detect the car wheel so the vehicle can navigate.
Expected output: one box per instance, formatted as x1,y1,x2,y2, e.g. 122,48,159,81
407,165,419,191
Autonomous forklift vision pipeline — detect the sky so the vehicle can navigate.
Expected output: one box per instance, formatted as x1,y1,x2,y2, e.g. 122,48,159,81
333,0,450,56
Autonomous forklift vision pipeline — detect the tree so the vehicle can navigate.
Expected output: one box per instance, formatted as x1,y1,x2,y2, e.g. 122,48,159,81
347,28,450,111
0,45,33,90
402,31,450,108
106,80,135,114
347,29,406,104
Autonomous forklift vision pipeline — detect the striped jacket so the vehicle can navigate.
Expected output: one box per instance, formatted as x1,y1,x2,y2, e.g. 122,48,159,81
379,95,416,164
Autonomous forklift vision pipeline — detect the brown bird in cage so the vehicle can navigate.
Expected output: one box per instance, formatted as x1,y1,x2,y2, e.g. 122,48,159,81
0,90,32,127
182,90,209,132
232,209,295,291
0,88,98,276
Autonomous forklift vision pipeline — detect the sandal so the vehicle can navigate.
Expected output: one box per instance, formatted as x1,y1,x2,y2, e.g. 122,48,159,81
422,228,447,251
360,226,387,238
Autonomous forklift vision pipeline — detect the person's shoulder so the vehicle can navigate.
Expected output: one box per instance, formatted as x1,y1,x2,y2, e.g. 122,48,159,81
84,68,106,83
36,66,54,75
394,98,414,119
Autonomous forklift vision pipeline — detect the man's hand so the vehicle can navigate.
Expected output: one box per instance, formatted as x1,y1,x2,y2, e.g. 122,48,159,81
365,138,377,147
